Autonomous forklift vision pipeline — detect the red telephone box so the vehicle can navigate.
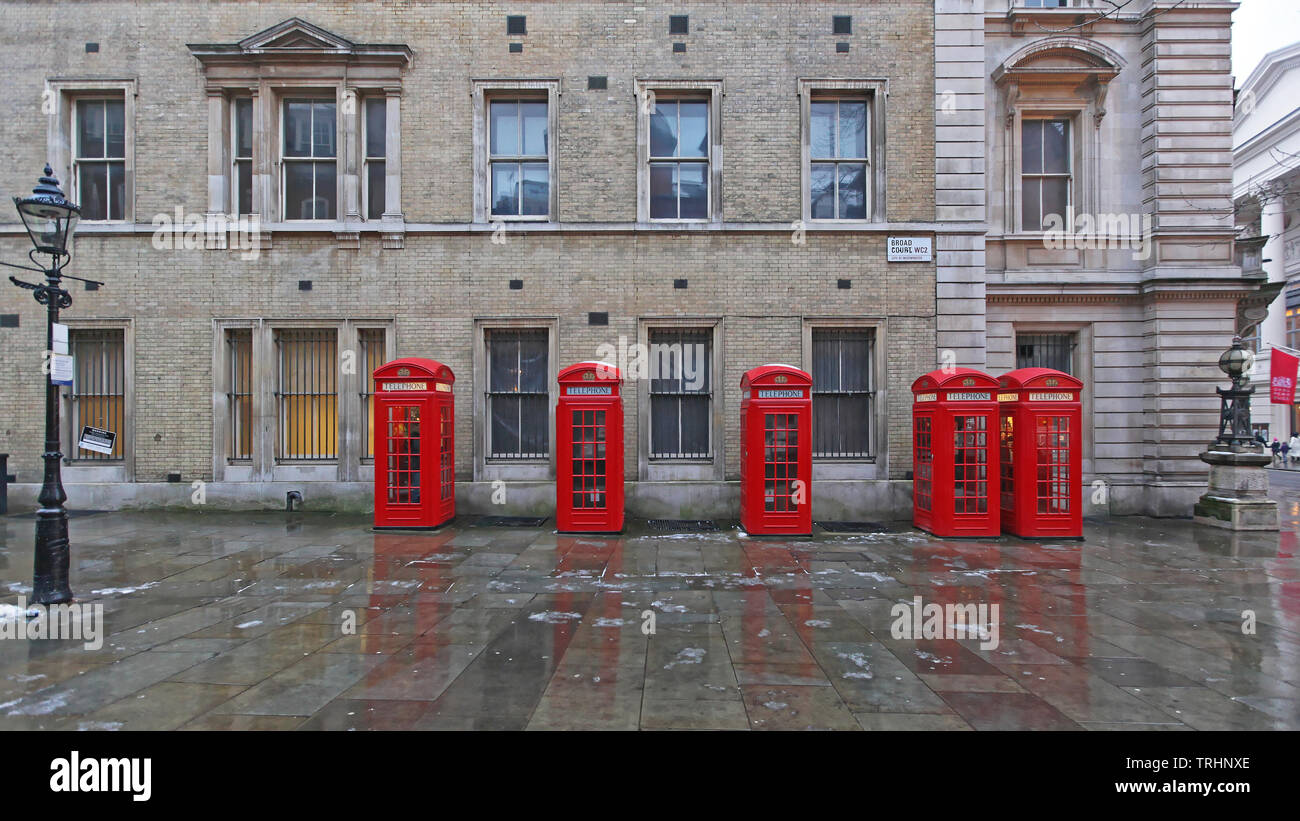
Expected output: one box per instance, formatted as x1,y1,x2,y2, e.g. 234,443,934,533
911,368,999,538
740,364,812,536
373,358,455,530
556,362,624,533
997,368,1083,539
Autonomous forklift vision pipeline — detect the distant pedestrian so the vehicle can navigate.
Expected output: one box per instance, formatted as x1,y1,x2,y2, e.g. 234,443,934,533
1256,430,1268,447
1272,438,1282,464
1290,434,1300,467
1282,439,1291,466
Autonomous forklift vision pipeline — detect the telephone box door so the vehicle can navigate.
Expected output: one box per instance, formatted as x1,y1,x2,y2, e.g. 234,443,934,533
997,368,1082,539
373,358,455,529
556,362,624,533
911,368,999,538
740,365,813,536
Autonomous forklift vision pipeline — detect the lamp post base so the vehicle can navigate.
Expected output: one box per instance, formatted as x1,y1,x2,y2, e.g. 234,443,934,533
1193,449,1279,531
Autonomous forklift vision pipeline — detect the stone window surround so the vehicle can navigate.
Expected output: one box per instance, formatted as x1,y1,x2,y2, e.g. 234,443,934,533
634,79,724,225
210,318,394,483
59,318,134,484
472,317,560,483
801,316,888,480
471,79,561,223
798,78,888,224
44,79,137,225
636,317,725,482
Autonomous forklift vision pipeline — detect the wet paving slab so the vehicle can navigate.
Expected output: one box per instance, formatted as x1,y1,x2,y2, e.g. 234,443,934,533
1,481,1300,731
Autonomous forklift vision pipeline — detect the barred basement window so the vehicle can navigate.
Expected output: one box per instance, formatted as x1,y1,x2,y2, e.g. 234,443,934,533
364,98,386,221
487,329,549,459
359,328,387,460
812,329,874,457
74,98,126,221
649,328,712,459
275,328,338,461
1016,332,1075,374
70,329,125,461
226,329,253,461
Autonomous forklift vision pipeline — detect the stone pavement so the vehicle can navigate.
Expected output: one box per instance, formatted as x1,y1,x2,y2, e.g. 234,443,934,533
1,485,1299,730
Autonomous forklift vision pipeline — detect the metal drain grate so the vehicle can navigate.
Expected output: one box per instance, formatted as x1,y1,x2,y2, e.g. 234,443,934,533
647,519,719,532
473,515,549,528
815,521,891,534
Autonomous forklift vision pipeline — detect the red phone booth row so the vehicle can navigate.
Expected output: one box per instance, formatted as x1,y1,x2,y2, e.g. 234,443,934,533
912,367,1082,539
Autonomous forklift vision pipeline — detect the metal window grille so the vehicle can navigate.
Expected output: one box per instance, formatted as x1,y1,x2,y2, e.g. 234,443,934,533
809,97,869,220
1015,332,1075,374
74,98,126,221
275,328,338,461
487,328,549,459
812,328,874,457
364,98,386,221
358,328,387,460
70,329,125,461
226,329,253,461
649,328,712,459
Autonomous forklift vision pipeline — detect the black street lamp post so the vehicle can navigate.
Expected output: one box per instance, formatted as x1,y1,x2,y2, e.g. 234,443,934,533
2,166,101,605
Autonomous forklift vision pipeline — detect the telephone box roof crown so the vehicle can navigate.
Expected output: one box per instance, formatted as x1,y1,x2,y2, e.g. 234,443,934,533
741,364,812,388
997,368,1082,390
558,361,621,382
373,357,454,382
911,367,998,392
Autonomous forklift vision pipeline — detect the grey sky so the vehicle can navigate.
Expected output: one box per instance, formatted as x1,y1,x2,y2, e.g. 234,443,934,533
1232,0,1300,84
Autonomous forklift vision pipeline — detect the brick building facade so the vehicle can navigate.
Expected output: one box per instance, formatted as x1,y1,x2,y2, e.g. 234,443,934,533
0,1,1259,520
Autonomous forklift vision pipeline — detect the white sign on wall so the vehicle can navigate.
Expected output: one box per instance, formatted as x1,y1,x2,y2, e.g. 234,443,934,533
887,236,932,262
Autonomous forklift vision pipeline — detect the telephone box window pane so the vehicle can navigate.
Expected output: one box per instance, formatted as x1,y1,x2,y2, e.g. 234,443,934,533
70,329,126,461
386,406,421,505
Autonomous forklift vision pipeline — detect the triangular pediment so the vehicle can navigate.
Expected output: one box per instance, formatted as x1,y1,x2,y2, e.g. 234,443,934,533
238,18,354,52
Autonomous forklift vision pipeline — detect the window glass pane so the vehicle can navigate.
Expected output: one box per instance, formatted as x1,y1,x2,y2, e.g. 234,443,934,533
521,162,548,216
109,163,125,221
678,163,708,219
237,161,252,215
812,333,841,391
367,161,385,220
105,100,125,159
1016,333,1074,373
491,395,521,456
1043,119,1069,174
312,102,336,157
839,101,867,159
680,396,710,455
1022,178,1041,231
1021,119,1043,174
810,102,836,158
1041,176,1068,224
284,162,314,220
650,103,677,157
235,99,253,157
650,396,680,456
78,164,108,220
838,163,866,219
518,332,548,393
650,163,677,219
77,100,104,158
810,164,836,219
840,332,871,391
521,101,547,156
521,395,549,455
488,333,517,392
365,98,386,158
284,101,312,157
491,163,520,216
678,101,708,158
490,101,518,156
314,161,336,219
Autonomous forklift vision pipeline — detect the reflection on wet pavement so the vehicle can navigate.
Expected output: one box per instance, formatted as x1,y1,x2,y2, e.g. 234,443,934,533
2,483,1299,730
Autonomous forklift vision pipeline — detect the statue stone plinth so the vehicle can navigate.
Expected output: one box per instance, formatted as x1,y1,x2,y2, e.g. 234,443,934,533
1193,449,1279,531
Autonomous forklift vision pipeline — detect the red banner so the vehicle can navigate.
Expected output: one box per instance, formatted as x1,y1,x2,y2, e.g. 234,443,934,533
1271,348,1299,404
